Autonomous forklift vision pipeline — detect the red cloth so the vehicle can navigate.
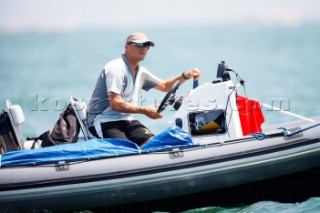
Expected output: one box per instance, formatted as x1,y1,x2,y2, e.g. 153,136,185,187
237,95,265,136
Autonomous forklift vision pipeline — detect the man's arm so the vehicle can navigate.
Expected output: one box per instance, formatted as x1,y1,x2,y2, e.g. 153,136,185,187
108,92,162,119
155,67,201,92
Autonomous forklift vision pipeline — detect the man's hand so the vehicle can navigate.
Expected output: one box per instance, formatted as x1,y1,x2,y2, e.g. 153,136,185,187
109,93,162,119
142,104,163,119
185,67,201,80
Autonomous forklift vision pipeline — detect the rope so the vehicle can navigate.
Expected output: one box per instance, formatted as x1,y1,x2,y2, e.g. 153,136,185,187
249,132,267,140
278,122,320,137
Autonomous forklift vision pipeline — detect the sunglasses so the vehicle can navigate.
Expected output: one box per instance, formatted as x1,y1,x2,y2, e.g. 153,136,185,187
127,42,150,50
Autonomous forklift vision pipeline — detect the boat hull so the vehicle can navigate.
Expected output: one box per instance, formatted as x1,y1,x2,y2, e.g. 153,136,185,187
1,133,320,211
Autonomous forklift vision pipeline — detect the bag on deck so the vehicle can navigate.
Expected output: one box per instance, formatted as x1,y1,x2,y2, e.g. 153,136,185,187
0,110,21,153
38,104,80,147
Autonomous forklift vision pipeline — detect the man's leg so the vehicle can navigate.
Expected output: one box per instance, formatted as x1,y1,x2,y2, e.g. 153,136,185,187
100,121,129,140
125,120,154,146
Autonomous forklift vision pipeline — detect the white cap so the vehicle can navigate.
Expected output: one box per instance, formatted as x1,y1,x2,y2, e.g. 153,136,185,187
126,32,155,46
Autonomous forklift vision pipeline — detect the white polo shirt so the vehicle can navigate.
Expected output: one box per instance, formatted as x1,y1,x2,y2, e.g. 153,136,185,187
87,55,161,131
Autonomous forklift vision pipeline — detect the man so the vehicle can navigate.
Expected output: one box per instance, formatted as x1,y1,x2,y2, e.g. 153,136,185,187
87,32,200,146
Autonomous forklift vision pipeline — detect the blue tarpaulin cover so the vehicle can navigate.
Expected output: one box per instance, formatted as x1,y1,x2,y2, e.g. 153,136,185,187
0,127,197,167
142,126,194,152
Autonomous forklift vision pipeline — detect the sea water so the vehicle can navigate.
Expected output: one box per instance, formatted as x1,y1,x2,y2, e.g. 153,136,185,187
182,197,320,212
1,23,320,212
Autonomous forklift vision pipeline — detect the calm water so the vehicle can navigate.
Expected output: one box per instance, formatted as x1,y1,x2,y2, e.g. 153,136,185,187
1,23,320,212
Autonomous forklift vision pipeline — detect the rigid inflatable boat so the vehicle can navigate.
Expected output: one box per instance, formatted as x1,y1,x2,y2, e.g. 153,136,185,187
1,61,320,211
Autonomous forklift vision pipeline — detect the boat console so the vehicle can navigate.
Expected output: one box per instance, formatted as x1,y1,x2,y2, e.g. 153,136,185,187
159,61,256,144
174,79,243,143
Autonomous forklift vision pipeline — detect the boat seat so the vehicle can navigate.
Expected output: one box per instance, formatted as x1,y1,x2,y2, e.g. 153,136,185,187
70,96,89,141
5,99,41,150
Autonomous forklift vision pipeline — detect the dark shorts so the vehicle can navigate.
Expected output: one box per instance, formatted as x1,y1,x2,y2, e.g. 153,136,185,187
100,120,154,146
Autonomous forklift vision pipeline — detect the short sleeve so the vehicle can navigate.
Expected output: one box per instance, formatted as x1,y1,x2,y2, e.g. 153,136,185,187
105,68,125,95
141,68,161,91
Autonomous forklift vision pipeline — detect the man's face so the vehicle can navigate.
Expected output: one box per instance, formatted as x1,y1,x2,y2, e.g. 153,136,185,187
125,43,150,62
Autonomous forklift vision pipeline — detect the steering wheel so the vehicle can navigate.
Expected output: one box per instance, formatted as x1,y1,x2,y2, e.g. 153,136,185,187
157,81,180,113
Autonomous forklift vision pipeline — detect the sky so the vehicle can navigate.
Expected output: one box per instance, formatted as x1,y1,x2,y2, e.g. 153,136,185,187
1,0,320,32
